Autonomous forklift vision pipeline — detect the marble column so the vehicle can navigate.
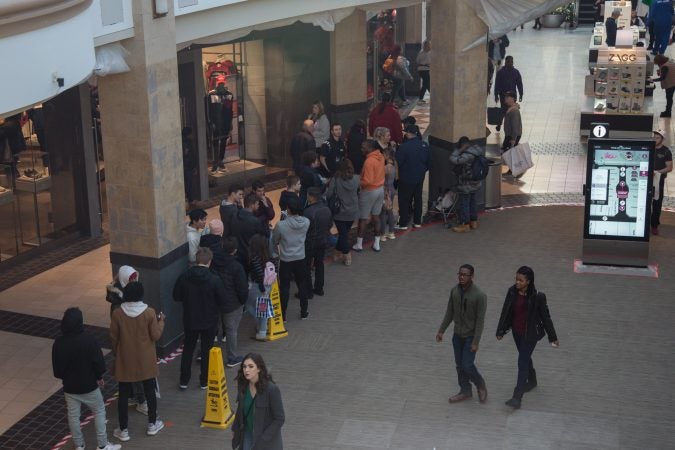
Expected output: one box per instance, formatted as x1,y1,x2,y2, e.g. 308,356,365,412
428,0,488,207
329,10,369,130
97,0,186,354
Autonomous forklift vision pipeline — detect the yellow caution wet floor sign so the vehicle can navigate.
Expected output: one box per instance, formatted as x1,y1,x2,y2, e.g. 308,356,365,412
266,281,288,341
201,347,235,429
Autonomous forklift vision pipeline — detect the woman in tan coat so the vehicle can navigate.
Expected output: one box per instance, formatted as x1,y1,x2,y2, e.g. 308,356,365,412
110,281,165,442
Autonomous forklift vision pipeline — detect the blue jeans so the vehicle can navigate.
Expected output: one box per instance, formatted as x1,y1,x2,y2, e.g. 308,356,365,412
223,307,243,362
65,388,109,448
457,193,477,225
451,334,485,394
513,334,537,398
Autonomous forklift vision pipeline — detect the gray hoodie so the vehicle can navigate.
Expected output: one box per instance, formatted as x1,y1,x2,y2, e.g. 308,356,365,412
272,215,310,262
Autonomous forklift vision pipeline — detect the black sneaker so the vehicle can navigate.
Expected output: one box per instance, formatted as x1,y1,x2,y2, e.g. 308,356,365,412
300,312,310,320
313,288,324,296
505,397,521,409
226,356,243,368
660,111,671,118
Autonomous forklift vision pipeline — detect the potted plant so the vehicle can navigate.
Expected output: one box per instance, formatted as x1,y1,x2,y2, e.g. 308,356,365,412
541,2,576,28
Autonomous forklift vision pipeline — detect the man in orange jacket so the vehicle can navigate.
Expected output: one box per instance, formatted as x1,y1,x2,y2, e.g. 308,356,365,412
353,139,386,252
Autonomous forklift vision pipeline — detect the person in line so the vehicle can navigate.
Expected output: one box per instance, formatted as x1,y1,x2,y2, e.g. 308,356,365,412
652,55,675,118
319,123,346,178
416,40,431,105
174,247,227,389
368,93,403,145
272,196,311,320
220,183,244,237
494,56,523,132
52,308,121,450
651,129,673,235
496,266,559,410
303,187,333,296
502,91,522,154
105,266,147,415
346,119,367,174
395,124,429,230
279,175,301,220
605,8,621,47
199,219,225,260
298,150,324,207
435,264,488,405
290,120,315,174
111,281,165,441
379,148,397,242
232,353,285,450
648,0,674,55
373,126,395,154
246,235,275,341
326,159,360,266
186,208,208,265
308,100,330,151
449,137,483,233
353,140,385,253
252,180,275,229
230,192,270,266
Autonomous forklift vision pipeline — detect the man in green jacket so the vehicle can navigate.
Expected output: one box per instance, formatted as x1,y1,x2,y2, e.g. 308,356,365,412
436,264,488,403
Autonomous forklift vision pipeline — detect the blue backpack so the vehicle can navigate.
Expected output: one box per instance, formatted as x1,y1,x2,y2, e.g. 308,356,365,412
470,154,490,181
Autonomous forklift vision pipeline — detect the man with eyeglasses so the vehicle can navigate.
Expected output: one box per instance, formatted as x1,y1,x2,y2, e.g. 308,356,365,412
435,264,488,404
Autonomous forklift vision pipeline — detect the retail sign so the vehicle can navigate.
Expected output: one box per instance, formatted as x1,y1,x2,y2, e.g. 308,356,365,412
591,123,610,138
581,138,654,267
598,48,646,64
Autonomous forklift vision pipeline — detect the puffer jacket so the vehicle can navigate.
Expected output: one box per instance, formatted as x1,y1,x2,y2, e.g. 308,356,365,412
449,144,483,194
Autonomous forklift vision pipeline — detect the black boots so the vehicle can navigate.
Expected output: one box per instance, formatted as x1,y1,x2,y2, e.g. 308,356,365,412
505,397,521,409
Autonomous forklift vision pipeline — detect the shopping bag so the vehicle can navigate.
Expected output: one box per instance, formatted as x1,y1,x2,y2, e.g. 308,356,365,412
487,107,504,126
502,143,534,178
255,296,274,319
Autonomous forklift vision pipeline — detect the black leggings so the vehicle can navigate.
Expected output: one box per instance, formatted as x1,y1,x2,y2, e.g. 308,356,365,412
118,378,157,429
418,71,430,99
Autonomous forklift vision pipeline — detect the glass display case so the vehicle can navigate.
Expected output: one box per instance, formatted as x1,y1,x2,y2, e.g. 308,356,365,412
14,149,52,246
0,163,19,260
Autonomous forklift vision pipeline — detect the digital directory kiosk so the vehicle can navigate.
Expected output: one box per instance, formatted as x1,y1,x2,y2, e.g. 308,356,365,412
582,138,655,267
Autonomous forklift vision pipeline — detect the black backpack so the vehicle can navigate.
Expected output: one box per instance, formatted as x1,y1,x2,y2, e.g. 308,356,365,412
470,154,490,181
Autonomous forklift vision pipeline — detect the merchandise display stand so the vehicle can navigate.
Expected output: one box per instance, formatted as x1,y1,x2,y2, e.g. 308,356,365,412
13,149,51,247
581,47,654,138
0,164,20,260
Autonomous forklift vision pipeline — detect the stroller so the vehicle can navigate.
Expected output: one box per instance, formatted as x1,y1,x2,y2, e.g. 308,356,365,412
425,189,457,226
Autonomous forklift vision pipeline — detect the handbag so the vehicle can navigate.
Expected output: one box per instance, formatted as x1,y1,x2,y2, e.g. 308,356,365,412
326,179,342,215
502,142,534,177
255,296,274,319
487,107,504,126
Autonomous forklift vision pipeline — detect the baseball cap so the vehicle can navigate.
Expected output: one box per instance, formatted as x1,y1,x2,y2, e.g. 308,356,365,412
653,129,665,139
403,124,420,135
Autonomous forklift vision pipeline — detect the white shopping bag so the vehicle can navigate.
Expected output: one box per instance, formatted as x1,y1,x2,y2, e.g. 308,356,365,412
502,143,534,178
653,171,662,201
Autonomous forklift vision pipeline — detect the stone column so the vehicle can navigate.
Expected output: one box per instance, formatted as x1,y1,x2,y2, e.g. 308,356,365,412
427,0,488,206
329,10,369,130
97,0,186,354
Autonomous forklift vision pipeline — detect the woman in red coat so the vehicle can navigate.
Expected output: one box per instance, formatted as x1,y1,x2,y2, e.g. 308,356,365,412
368,93,403,144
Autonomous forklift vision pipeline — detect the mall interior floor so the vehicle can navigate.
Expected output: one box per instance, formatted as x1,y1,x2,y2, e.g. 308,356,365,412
0,24,674,449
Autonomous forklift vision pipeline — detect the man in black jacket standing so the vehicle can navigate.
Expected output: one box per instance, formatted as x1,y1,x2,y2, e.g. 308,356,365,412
303,187,333,297
52,308,120,450
230,192,269,265
395,125,430,229
174,247,227,390
210,237,249,368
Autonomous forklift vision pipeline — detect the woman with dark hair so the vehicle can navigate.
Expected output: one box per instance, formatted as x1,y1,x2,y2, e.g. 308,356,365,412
232,353,285,450
325,159,360,266
368,93,403,144
308,100,330,149
247,235,274,340
496,266,559,409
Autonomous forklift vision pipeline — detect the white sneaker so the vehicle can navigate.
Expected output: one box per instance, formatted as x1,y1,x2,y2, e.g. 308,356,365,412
380,235,387,242
352,243,363,252
100,444,122,450
113,428,130,442
136,401,148,415
75,445,85,450
147,419,165,436
413,223,422,228
387,232,396,240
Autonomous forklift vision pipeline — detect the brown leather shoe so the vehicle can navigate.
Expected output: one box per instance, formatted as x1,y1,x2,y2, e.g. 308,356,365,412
448,392,472,403
478,385,488,403
452,224,471,233
469,220,478,230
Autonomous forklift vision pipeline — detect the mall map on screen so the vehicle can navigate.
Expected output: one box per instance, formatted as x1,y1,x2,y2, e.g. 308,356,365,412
588,147,649,238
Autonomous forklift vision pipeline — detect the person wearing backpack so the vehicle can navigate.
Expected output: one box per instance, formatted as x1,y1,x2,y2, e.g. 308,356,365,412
449,137,483,233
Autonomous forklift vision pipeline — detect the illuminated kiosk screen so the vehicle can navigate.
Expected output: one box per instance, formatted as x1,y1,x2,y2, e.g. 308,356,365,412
585,141,653,240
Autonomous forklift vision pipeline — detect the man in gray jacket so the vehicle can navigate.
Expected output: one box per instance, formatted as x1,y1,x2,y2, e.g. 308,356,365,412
449,137,483,232
435,264,488,404
502,91,522,153
272,196,311,320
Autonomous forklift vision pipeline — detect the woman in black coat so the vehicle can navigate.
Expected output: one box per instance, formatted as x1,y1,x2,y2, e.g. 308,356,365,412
232,353,285,450
496,266,559,409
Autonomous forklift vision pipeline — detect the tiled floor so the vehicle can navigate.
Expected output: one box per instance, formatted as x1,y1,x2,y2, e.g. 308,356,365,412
1,24,674,448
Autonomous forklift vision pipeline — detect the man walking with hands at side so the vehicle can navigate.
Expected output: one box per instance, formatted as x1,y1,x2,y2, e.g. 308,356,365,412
436,264,488,404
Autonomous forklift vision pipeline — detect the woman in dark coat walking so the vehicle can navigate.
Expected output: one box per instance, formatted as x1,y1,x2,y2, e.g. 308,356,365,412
496,266,559,409
232,353,285,450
